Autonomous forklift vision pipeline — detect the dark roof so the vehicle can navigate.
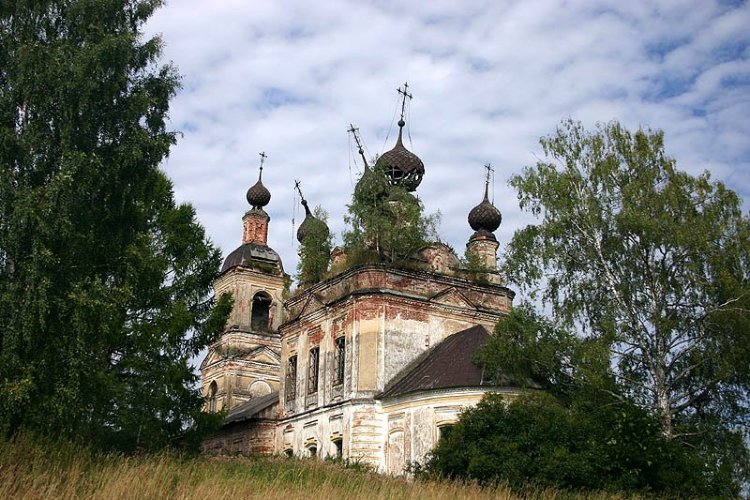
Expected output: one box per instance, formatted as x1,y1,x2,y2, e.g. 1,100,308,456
375,126,424,192
221,242,284,273
468,197,502,233
378,324,521,399
247,179,271,209
379,325,490,398
223,391,279,425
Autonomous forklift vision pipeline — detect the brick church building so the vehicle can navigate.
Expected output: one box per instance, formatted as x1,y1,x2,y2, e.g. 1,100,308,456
200,88,524,473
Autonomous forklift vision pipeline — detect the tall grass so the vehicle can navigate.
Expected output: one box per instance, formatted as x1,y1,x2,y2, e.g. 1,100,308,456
0,435,629,499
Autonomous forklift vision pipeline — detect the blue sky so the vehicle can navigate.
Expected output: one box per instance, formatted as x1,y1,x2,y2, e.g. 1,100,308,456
145,0,750,284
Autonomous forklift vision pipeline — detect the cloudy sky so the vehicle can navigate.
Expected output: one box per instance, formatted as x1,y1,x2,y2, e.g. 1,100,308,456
145,0,750,285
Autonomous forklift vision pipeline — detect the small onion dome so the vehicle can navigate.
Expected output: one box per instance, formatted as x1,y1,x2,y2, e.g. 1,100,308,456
468,185,502,233
374,119,424,192
246,178,271,209
296,199,329,243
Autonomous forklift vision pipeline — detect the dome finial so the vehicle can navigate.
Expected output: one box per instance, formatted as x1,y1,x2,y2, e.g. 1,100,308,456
247,151,271,209
396,82,412,142
258,151,266,180
483,162,493,201
348,123,370,171
468,163,501,233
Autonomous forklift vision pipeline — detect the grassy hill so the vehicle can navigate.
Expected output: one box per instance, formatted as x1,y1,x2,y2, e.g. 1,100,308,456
0,436,630,499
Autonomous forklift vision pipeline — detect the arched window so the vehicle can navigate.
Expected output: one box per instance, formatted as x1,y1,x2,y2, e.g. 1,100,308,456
251,291,272,331
208,381,218,413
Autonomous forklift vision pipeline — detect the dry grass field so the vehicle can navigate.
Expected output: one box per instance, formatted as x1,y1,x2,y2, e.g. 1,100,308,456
0,435,631,500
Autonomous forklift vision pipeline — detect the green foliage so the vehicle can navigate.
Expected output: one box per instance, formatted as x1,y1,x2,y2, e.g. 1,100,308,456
0,0,231,452
477,303,614,397
426,392,723,495
296,206,332,285
343,166,439,265
504,119,750,440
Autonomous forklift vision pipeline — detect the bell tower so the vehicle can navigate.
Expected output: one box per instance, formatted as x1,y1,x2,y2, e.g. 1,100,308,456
201,153,287,412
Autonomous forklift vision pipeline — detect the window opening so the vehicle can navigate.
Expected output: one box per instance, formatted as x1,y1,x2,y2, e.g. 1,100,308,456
333,337,345,386
308,347,320,394
251,291,272,331
285,355,297,403
208,381,218,413
332,438,343,459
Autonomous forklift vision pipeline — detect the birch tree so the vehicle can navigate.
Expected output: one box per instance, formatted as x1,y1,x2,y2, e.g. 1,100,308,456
505,119,750,439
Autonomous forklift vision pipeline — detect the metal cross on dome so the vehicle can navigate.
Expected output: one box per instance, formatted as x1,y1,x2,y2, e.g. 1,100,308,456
258,151,267,174
348,123,369,169
397,82,412,123
484,162,495,202
294,179,306,204
484,163,494,185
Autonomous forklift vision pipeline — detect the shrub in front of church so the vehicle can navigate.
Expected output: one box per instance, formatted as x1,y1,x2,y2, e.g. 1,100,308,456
424,392,718,496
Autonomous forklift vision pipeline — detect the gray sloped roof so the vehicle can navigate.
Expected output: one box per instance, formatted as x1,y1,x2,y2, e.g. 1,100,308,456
223,391,279,425
221,243,284,273
378,324,530,399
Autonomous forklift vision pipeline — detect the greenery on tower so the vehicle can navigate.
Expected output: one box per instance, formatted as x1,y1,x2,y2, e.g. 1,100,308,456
296,206,333,285
343,165,439,265
0,0,231,451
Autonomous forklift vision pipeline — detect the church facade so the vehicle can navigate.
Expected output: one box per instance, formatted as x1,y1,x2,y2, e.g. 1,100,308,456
200,91,523,473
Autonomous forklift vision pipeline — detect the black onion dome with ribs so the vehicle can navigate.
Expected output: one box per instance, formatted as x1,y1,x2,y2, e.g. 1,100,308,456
374,119,424,192
468,184,502,232
296,199,329,243
246,178,271,209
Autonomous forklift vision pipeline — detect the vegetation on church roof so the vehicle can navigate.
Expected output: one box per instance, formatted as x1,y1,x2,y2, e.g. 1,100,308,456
342,164,440,267
296,205,333,285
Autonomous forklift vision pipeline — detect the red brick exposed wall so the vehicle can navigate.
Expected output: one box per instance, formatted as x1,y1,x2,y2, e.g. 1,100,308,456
242,210,269,245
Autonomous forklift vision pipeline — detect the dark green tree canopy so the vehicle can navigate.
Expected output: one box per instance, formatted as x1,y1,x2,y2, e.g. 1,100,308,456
0,0,231,451
426,392,724,495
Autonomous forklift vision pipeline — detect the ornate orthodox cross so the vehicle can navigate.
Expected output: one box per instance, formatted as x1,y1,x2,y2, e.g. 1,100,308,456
397,82,412,122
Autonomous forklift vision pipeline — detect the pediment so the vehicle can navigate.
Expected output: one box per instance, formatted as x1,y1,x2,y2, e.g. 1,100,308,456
295,293,326,319
239,346,281,365
429,287,476,309
202,345,280,369
200,350,222,369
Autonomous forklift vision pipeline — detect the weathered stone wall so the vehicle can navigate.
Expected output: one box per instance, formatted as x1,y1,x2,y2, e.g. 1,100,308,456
201,267,286,412
381,389,522,474
202,419,276,455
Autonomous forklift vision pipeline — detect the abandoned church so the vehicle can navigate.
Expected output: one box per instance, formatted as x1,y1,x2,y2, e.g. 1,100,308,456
200,87,525,474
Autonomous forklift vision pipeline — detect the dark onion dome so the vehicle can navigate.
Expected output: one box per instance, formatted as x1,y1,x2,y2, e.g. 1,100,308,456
468,184,502,233
374,119,424,192
221,242,284,274
296,199,330,243
246,169,271,209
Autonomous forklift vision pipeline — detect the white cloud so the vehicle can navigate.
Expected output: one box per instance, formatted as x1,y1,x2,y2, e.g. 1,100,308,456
146,0,750,287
